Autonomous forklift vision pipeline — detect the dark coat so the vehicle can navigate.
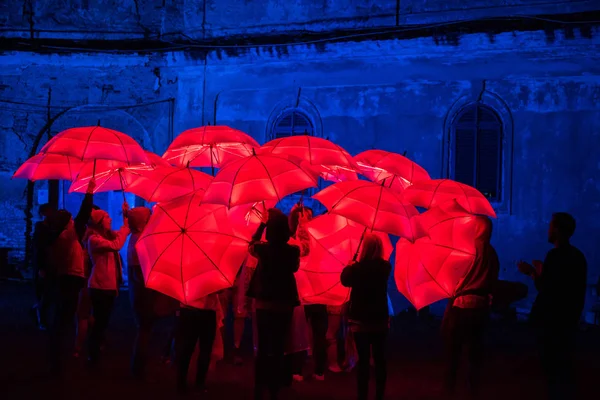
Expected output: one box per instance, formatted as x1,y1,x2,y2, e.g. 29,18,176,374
341,258,391,324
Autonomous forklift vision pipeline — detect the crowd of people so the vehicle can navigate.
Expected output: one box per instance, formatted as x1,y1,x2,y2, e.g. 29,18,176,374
30,181,588,400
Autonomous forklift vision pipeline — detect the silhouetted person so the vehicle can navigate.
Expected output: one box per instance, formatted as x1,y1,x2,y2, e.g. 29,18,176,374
518,212,587,400
175,294,220,394
442,216,499,399
128,206,178,379
85,203,130,365
288,204,328,380
32,203,57,330
247,208,301,400
341,233,391,400
46,180,95,375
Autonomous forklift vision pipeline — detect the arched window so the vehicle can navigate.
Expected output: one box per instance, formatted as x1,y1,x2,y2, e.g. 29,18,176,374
271,110,314,139
270,110,323,208
452,104,503,201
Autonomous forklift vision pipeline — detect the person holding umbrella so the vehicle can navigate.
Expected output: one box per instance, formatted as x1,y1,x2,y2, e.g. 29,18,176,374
85,201,130,365
32,203,57,331
128,206,178,379
341,233,392,400
442,216,499,399
46,179,95,374
247,208,301,400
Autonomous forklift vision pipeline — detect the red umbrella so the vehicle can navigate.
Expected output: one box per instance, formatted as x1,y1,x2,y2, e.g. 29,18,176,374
13,153,83,182
162,126,259,172
354,149,430,192
259,135,358,171
403,179,496,218
39,125,149,164
394,236,476,310
68,159,153,194
145,151,171,168
312,180,419,240
126,165,213,203
296,213,392,306
410,199,475,241
201,152,318,208
136,193,249,304
227,200,278,239
304,163,359,183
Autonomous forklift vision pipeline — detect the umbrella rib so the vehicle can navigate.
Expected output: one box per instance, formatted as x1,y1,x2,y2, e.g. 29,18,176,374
253,155,283,203
141,232,182,286
111,129,131,165
149,168,180,202
180,229,187,304
418,247,458,298
369,183,385,232
429,180,446,209
427,214,471,232
226,156,254,207
327,183,369,211
80,125,101,161
456,183,474,213
185,233,234,286
138,230,183,241
308,280,344,298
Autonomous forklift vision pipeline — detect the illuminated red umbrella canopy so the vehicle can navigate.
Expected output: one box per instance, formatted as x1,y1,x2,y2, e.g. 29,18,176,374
403,179,496,218
304,163,359,183
354,149,431,192
68,159,153,194
136,195,249,305
163,126,259,168
410,199,474,241
227,200,278,240
259,135,358,172
126,165,213,203
312,180,419,240
145,151,171,168
39,126,149,164
201,153,318,208
394,236,476,310
13,153,83,182
296,213,393,306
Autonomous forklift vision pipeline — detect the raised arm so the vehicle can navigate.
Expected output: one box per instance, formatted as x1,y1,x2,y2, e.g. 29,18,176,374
248,222,267,257
88,225,130,252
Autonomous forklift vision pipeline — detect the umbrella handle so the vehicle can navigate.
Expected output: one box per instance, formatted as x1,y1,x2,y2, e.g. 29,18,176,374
353,227,368,261
118,169,126,203
210,144,215,177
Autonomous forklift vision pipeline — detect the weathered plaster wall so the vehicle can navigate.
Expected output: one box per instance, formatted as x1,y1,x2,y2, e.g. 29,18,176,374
2,0,598,40
1,1,599,316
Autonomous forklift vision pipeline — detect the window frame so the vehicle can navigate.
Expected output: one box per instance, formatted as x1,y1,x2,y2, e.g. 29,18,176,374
451,103,503,202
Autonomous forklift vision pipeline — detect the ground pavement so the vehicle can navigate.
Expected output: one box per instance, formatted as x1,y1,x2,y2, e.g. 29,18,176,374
1,280,599,400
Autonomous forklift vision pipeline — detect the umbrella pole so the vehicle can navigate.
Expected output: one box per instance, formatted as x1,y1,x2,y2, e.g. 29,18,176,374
92,159,97,179
353,227,368,261
210,144,215,177
118,169,126,203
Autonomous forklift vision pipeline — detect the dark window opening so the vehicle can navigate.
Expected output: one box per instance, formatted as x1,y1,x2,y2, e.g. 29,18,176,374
452,104,503,201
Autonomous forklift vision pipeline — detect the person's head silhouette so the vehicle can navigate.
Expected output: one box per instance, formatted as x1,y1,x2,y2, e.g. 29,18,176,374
548,212,576,246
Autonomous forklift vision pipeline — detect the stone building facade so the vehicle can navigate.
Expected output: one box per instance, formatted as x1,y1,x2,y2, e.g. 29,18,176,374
1,0,599,316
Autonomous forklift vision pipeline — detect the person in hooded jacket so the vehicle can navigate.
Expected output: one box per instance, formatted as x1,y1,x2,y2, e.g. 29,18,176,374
341,233,392,400
442,216,499,399
85,202,130,364
46,179,95,373
247,208,301,400
128,206,178,378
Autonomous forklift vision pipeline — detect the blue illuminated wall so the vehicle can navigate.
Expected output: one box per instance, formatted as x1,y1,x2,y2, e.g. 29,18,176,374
1,0,599,317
